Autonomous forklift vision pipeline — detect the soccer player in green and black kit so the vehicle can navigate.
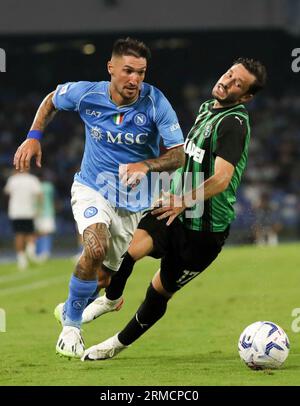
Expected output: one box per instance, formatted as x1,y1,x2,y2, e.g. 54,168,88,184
82,57,267,361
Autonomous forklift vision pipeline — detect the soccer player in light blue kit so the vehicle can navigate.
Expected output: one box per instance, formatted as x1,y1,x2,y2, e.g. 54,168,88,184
13,38,185,358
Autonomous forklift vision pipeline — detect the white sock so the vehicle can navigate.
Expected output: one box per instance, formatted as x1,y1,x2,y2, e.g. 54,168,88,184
26,242,37,261
112,333,126,348
17,251,28,270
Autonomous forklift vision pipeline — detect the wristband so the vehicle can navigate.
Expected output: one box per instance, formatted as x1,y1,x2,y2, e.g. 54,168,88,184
27,130,43,141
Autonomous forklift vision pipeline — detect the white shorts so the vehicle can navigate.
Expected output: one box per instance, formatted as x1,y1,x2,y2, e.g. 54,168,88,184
71,181,143,272
35,217,56,234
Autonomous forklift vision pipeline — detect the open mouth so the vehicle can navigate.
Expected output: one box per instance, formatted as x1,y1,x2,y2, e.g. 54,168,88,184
217,84,227,96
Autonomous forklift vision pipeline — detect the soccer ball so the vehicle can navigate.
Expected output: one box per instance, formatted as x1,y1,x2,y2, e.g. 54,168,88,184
238,321,290,370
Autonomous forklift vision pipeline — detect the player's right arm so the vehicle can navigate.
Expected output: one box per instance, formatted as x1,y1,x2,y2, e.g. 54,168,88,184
14,81,94,172
13,91,57,171
152,115,247,225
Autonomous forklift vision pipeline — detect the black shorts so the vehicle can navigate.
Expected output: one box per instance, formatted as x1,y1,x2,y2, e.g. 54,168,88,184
138,212,230,293
11,219,34,234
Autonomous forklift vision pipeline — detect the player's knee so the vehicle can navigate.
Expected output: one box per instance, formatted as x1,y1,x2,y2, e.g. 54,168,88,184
83,223,109,263
146,283,169,303
152,271,173,299
128,229,153,261
127,248,139,261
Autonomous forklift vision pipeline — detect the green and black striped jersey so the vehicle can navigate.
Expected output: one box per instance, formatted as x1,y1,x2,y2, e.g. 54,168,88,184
172,99,251,232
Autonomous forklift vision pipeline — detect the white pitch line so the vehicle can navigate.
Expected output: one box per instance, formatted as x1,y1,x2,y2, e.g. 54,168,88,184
0,268,47,284
0,274,69,297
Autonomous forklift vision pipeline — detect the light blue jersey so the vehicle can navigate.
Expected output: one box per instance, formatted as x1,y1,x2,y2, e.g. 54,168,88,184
53,81,183,212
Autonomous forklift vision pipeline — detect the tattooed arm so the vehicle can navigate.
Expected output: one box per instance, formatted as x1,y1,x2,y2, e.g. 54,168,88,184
119,145,185,187
142,145,185,172
14,91,57,171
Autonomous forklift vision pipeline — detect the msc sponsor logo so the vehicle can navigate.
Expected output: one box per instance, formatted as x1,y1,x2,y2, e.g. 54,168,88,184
90,128,148,144
84,206,98,218
134,113,147,126
184,138,205,164
91,126,103,141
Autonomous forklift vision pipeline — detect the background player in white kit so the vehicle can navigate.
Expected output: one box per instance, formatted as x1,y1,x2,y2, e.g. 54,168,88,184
13,38,185,358
4,169,42,270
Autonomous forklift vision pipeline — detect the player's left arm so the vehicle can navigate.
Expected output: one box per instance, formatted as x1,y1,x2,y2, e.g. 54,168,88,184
143,144,185,172
119,145,185,188
152,115,247,224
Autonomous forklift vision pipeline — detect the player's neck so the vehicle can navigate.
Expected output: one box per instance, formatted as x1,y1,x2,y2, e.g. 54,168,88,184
109,86,139,107
213,99,241,109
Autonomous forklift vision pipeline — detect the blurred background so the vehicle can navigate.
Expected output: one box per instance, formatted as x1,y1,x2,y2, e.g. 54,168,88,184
0,0,299,261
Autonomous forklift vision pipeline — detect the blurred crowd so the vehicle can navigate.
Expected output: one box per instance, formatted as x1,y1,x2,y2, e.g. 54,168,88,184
0,81,299,246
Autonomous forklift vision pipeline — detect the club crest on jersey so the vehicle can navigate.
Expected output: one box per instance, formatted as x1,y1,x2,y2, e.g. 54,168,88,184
90,126,103,141
203,123,212,138
84,206,98,218
134,113,147,126
113,113,125,125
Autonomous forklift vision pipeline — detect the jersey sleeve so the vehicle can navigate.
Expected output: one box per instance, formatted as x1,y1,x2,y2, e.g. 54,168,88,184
52,81,93,112
214,114,247,166
154,91,184,149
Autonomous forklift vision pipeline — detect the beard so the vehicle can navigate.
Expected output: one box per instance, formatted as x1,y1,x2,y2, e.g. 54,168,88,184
212,90,240,106
121,87,139,101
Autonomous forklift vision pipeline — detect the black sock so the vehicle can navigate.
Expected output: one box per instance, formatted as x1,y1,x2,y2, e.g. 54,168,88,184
118,283,169,346
105,252,135,300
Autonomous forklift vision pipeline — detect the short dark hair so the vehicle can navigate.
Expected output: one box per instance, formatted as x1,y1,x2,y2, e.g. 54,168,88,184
233,57,267,95
112,37,151,62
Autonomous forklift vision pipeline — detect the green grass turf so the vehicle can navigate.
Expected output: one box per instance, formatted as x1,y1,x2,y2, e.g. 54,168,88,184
0,243,300,386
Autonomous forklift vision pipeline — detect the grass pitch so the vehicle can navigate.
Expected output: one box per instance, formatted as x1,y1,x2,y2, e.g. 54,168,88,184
0,243,300,386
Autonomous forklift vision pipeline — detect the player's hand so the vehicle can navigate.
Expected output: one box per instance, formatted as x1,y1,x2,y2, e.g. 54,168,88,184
151,191,186,226
13,139,42,172
119,162,149,188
